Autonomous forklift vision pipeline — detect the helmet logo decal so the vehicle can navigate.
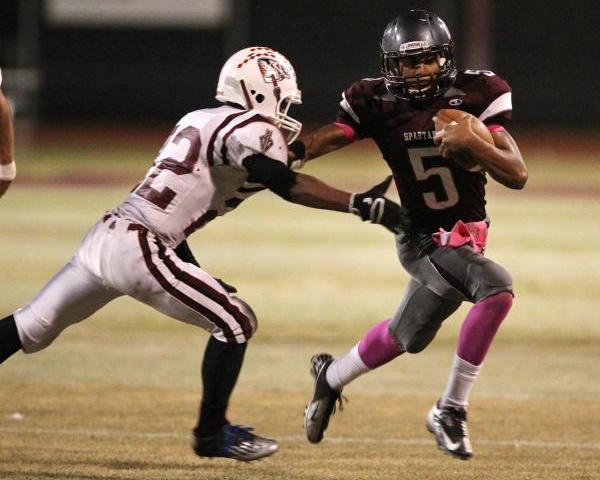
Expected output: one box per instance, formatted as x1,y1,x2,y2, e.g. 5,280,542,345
259,128,274,152
449,98,463,106
257,57,289,103
257,58,290,84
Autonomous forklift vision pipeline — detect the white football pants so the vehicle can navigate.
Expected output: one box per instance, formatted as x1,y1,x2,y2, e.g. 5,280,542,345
14,214,257,353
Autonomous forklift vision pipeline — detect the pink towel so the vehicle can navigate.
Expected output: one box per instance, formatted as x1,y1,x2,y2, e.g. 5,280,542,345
432,219,489,254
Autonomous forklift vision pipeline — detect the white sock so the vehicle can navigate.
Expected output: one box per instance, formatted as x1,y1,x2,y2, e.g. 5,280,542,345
440,354,481,409
326,344,370,391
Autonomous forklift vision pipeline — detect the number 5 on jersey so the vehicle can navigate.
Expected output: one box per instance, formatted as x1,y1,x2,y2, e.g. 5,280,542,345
408,147,459,210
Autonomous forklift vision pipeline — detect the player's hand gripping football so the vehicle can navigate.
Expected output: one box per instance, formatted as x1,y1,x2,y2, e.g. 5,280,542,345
349,176,411,234
433,115,477,159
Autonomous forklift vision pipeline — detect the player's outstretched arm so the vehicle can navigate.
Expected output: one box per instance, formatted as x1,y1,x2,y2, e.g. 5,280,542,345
434,118,527,189
0,90,16,199
286,172,350,212
243,155,409,234
288,173,409,234
288,123,354,166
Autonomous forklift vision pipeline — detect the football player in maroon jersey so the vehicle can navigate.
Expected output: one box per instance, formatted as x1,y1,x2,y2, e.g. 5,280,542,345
0,69,16,199
297,10,527,459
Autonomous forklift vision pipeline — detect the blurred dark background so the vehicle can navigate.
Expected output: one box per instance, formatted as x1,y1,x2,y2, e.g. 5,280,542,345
0,0,598,128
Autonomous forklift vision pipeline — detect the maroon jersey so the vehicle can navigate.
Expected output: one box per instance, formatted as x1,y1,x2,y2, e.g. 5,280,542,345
336,70,512,233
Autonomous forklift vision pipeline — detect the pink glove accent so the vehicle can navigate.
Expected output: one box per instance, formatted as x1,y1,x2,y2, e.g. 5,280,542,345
432,219,489,254
333,122,358,141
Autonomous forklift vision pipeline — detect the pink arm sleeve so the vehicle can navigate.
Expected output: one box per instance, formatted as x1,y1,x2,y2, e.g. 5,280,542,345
333,122,358,142
487,124,506,133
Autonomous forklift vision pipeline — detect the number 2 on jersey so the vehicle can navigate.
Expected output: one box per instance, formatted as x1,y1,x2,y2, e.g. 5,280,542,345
136,126,202,210
408,147,459,210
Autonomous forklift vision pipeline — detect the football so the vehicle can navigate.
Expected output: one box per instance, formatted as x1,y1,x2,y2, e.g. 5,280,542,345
434,109,494,171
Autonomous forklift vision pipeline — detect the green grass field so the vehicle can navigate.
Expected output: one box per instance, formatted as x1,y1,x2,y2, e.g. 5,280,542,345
0,136,599,479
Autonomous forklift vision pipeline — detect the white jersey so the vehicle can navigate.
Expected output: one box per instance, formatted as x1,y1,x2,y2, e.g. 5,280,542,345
14,106,281,350
116,105,288,247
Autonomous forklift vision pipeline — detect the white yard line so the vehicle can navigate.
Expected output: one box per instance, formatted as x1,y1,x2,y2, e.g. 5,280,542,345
1,427,599,450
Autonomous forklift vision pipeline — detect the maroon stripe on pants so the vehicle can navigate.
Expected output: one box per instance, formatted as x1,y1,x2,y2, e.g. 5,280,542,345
156,241,254,339
136,229,239,344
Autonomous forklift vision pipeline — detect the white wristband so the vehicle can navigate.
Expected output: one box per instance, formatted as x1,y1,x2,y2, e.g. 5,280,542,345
348,192,357,214
288,158,306,170
0,161,16,181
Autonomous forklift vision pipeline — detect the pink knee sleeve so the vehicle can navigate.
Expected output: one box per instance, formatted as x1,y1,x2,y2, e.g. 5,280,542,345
457,291,513,365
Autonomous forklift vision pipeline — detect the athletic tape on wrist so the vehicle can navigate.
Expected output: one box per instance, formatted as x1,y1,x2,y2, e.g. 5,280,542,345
288,158,305,170
0,161,16,181
371,198,385,223
349,193,358,214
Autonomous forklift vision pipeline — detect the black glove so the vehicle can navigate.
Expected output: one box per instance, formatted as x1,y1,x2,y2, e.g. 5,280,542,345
349,176,411,234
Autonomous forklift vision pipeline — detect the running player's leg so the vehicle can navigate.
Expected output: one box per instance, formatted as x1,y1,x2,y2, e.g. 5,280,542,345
424,245,513,459
389,278,462,353
433,249,513,410
325,318,404,392
304,279,460,443
304,315,403,443
305,278,460,443
323,277,459,392
305,317,403,443
427,246,513,409
1,258,121,362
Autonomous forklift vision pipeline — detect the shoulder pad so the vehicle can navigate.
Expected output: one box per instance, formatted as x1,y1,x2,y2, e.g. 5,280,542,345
338,78,388,134
226,115,288,164
458,70,512,123
459,70,511,96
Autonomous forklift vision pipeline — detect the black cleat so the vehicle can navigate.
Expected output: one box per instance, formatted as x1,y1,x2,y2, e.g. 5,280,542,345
304,353,345,444
426,401,473,460
193,424,279,462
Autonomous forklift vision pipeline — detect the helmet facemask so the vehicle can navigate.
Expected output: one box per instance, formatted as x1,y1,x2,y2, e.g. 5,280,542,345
272,94,302,144
381,45,457,103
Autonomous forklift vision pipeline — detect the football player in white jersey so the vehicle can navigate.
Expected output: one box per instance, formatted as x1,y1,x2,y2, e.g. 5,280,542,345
0,68,16,199
0,47,410,462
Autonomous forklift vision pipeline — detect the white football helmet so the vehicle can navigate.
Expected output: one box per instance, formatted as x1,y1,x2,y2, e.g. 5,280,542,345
216,47,302,143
